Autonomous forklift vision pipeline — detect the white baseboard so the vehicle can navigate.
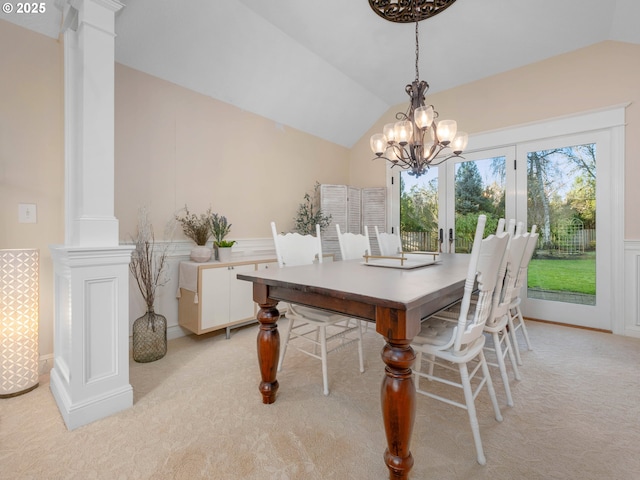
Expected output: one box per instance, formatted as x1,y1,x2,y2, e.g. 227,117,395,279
39,354,54,375
623,241,640,336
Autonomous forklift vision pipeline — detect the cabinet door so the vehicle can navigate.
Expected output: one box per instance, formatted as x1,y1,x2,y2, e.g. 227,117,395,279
228,264,255,321
200,267,230,330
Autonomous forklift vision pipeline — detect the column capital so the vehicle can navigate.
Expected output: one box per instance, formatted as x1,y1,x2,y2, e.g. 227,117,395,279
59,0,124,33
68,0,124,13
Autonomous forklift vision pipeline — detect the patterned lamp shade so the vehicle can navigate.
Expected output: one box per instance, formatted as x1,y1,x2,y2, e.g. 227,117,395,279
0,249,39,397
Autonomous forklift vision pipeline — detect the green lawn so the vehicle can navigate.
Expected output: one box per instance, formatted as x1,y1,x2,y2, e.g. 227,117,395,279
527,254,596,295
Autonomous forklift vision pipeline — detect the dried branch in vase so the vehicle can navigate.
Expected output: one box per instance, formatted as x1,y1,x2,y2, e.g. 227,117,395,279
175,206,213,245
130,207,172,312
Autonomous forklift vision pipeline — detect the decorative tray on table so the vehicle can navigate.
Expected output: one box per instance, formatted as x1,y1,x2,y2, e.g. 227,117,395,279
360,252,439,269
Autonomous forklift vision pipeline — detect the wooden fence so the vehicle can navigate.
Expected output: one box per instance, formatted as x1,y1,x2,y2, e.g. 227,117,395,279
402,228,596,254
401,231,440,252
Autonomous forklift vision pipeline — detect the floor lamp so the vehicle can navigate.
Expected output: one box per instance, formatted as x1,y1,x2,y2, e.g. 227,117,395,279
0,249,39,398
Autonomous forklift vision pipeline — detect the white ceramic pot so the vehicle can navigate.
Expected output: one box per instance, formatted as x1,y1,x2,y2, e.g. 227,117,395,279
217,247,233,263
190,245,212,262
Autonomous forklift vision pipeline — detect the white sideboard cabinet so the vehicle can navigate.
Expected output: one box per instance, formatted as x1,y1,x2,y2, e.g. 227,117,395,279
178,257,278,336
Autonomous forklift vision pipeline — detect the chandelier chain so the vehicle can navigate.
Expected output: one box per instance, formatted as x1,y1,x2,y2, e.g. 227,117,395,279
414,20,420,83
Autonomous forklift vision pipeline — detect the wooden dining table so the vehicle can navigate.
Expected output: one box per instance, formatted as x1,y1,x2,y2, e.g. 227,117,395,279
237,252,470,479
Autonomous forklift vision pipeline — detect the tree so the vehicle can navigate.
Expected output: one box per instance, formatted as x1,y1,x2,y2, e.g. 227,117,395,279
566,174,596,228
527,145,596,249
454,212,500,252
455,162,490,214
563,144,596,229
527,149,563,248
400,182,438,232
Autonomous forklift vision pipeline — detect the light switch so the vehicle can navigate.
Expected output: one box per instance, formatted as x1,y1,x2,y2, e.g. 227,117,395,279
18,203,37,224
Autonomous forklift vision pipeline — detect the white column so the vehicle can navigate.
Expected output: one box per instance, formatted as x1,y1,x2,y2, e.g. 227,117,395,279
50,0,133,430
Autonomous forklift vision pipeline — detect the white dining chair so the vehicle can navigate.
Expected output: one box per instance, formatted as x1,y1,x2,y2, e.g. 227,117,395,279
271,222,365,396
336,224,373,332
427,218,524,407
374,226,403,256
336,224,371,260
411,214,508,465
508,225,539,365
481,219,526,406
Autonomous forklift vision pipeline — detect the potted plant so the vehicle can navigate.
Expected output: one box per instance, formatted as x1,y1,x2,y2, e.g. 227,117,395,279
129,207,172,363
293,182,332,235
216,239,236,263
211,213,234,262
175,206,213,262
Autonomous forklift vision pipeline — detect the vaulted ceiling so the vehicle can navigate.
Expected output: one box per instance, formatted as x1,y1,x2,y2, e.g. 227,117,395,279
5,0,640,147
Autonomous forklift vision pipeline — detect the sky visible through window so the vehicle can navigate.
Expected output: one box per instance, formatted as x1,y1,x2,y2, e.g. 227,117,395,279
401,158,503,193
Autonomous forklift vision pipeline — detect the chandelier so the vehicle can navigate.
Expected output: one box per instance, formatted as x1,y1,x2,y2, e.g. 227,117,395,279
369,0,467,177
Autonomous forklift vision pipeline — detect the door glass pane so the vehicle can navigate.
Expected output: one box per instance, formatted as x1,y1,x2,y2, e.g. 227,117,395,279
453,157,506,252
526,144,596,305
400,167,439,252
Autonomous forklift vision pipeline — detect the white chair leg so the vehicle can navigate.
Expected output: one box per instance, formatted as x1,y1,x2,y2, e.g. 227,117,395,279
320,325,329,396
314,327,320,356
515,305,533,351
507,309,523,366
491,330,514,407
413,350,423,391
357,321,365,373
459,363,486,466
428,353,436,377
480,350,503,423
277,316,293,372
503,325,521,382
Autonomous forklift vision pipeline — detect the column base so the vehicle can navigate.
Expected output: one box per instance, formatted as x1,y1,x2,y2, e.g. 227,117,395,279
50,367,132,430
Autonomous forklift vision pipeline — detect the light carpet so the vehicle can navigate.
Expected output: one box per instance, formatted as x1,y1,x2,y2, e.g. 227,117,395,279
2,320,640,480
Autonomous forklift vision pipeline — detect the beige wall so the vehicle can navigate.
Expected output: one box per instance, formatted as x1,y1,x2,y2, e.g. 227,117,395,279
350,41,640,238
115,65,350,241
0,21,64,359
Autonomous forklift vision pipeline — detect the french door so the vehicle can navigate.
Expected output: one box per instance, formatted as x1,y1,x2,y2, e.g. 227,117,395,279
393,128,616,331
516,130,611,330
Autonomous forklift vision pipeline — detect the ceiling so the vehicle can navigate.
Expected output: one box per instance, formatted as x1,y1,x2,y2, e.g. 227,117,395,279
5,0,640,147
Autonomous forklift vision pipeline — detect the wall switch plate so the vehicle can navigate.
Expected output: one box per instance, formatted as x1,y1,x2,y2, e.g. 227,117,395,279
18,203,37,224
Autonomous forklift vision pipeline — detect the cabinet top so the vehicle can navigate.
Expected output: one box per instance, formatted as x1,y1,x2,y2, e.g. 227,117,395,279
179,255,278,293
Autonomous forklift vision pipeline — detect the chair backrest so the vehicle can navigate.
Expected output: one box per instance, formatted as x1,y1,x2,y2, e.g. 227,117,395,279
336,224,371,260
486,220,529,327
374,226,402,256
271,222,322,268
454,215,509,353
513,225,539,292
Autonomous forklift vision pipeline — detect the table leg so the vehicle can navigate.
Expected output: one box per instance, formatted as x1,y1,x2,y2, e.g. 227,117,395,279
256,299,280,404
381,339,416,480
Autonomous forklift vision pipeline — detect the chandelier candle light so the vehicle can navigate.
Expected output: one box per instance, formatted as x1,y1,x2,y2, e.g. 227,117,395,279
369,0,467,177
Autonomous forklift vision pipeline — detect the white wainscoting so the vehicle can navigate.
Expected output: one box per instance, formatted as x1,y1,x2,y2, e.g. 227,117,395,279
127,238,275,341
623,241,640,338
